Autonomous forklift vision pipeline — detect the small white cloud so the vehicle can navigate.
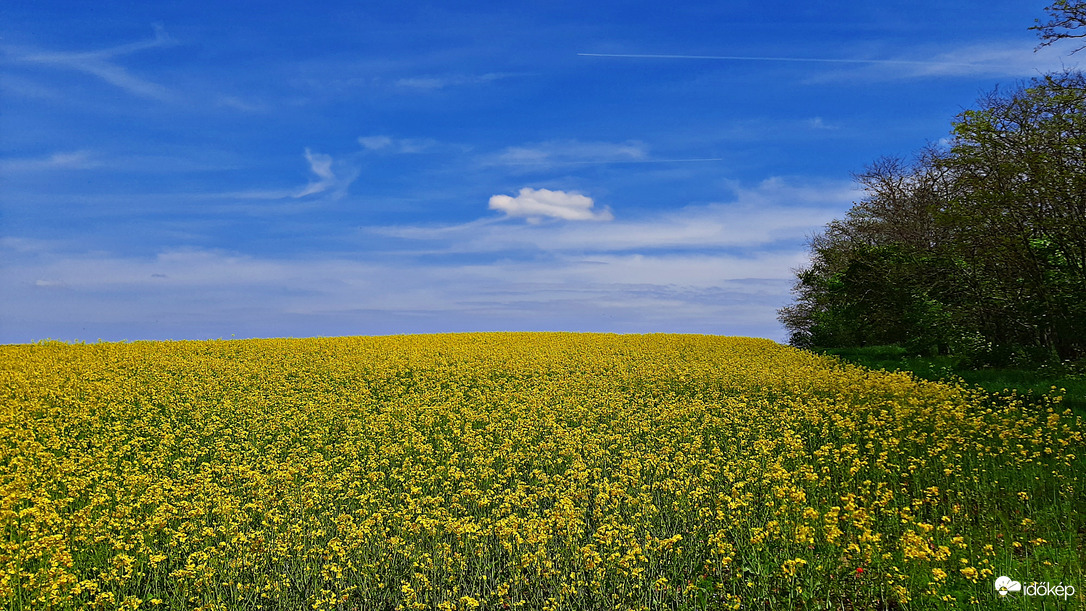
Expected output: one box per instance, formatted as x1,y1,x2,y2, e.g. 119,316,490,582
357,135,436,154
358,136,393,150
806,117,837,130
215,149,357,201
0,150,101,173
396,77,445,90
489,187,614,222
217,96,267,112
489,140,649,167
394,73,509,91
295,148,337,197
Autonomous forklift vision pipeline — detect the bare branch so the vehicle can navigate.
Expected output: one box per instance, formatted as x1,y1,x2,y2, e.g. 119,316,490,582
1033,0,1086,53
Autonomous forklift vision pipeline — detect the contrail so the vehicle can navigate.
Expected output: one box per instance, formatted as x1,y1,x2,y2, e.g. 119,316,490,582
577,52,979,67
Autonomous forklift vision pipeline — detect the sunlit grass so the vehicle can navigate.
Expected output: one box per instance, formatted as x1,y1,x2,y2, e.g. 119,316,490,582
817,345,1086,417
2,333,1083,609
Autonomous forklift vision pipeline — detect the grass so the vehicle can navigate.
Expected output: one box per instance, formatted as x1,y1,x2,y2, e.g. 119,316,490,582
815,345,1086,417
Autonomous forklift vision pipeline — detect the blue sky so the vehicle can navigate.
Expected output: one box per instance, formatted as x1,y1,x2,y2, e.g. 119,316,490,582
1,1,1079,344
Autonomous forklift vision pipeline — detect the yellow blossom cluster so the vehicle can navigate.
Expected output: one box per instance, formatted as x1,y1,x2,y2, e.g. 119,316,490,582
1,333,1083,609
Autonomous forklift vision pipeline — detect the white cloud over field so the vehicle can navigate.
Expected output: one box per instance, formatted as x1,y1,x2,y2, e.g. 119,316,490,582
489,187,614,222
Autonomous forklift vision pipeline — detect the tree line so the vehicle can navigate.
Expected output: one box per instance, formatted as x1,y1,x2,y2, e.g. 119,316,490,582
779,7,1086,365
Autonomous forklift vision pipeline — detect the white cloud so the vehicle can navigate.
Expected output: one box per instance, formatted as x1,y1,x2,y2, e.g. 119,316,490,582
0,237,64,253
13,25,175,101
358,135,437,153
1,245,796,343
912,41,1079,77
393,72,510,90
210,149,357,201
296,148,336,197
0,178,849,343
216,96,268,112
488,139,649,167
0,150,101,173
804,39,1081,83
385,177,850,250
584,41,1082,82
489,188,614,222
0,73,64,101
358,135,394,150
806,117,837,130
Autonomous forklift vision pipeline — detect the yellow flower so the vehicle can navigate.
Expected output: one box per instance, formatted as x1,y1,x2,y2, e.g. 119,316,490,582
2,333,1081,609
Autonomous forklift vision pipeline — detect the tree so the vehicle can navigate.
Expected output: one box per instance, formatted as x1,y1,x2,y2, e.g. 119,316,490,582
942,71,1086,361
779,154,963,353
781,72,1086,363
1033,0,1086,53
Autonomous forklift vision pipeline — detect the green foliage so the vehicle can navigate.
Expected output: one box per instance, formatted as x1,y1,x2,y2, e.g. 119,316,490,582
818,344,1086,417
781,71,1086,366
942,71,1086,362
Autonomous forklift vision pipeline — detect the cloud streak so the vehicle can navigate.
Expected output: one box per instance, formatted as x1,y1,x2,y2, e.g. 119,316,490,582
393,72,513,90
2,245,797,343
221,149,358,201
358,135,439,154
578,52,980,67
0,174,851,343
482,139,722,170
492,140,649,166
13,25,175,100
383,177,849,252
0,151,101,173
296,149,337,197
580,41,1080,79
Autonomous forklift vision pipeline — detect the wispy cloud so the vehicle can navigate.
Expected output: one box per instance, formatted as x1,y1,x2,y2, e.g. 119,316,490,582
2,244,797,342
0,73,64,100
296,149,337,197
0,151,101,173
483,139,724,169
11,25,176,100
578,52,979,67
489,140,649,167
1,176,851,342
489,188,614,223
393,72,512,90
358,135,439,153
581,40,1081,80
216,95,269,113
806,117,837,130
380,176,852,252
224,149,359,201
897,41,1080,77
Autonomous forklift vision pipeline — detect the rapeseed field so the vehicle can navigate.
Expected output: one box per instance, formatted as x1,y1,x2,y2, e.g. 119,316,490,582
1,333,1083,610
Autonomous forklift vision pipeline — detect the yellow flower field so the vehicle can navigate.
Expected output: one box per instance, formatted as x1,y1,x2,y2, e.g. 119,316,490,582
1,333,1083,609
